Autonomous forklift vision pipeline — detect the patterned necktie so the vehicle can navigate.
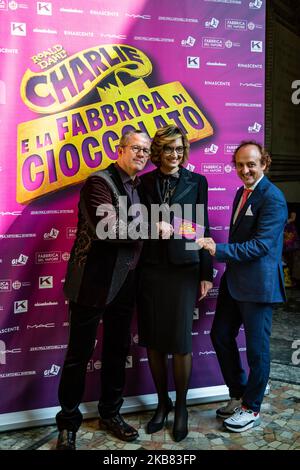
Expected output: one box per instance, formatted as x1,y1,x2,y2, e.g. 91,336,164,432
238,188,253,214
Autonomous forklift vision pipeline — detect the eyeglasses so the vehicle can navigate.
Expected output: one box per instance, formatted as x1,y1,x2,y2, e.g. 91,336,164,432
163,146,185,156
124,145,151,156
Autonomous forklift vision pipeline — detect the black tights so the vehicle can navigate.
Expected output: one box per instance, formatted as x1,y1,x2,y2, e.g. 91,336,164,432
147,348,192,427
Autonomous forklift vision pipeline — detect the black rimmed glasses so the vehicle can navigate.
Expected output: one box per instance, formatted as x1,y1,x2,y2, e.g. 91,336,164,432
163,146,185,156
124,145,151,157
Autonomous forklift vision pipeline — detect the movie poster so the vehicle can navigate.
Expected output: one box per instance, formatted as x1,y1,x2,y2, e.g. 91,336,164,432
0,0,265,425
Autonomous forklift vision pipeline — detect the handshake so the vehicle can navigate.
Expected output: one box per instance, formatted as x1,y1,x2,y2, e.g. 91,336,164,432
156,221,217,256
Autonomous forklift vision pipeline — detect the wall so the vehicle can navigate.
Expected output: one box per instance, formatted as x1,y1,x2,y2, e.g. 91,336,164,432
0,0,266,429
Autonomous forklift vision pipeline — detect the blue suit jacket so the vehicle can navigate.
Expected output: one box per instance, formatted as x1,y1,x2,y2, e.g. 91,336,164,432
215,176,287,303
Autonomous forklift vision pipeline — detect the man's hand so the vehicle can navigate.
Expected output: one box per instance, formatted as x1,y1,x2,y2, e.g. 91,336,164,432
156,221,174,239
196,237,216,256
198,280,213,301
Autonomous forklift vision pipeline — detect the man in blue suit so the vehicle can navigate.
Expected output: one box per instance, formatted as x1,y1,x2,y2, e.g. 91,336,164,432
197,141,287,432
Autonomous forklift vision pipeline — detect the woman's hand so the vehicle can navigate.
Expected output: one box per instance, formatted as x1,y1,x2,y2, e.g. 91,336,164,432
196,237,216,256
198,280,213,300
156,221,174,239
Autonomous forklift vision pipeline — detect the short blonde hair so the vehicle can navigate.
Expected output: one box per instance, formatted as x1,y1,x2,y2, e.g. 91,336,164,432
150,125,190,167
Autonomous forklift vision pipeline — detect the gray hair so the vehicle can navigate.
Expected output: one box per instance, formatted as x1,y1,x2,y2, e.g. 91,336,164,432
119,130,150,147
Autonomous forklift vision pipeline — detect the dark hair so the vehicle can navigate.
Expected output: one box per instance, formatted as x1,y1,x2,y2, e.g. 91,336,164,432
150,125,190,167
232,140,272,172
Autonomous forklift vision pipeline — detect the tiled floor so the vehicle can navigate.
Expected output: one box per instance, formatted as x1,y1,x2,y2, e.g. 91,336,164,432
0,380,299,451
0,287,299,451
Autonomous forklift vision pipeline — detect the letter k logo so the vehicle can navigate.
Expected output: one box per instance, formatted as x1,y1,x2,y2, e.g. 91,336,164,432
11,22,26,36
37,2,52,15
187,56,200,68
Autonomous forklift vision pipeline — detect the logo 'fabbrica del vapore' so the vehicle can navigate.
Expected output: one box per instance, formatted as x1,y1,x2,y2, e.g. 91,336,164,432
18,44,213,203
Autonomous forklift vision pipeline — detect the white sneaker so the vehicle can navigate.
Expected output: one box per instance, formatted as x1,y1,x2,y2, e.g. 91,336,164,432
224,408,261,432
216,398,242,419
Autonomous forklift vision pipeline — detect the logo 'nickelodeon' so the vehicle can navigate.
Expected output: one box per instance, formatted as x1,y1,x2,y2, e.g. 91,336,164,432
18,44,213,203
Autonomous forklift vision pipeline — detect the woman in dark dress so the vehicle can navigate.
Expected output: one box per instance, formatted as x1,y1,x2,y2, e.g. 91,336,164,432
138,125,213,441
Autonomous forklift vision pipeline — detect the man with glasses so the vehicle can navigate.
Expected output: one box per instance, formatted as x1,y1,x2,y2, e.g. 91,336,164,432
56,130,151,450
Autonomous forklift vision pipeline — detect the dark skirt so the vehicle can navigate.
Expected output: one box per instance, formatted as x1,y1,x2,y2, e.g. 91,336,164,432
137,263,200,354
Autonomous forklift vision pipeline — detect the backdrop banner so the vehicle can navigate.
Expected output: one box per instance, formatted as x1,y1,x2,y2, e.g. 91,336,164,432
0,0,265,425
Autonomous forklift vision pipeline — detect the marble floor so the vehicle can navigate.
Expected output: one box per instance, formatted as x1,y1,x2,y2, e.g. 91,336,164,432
269,287,300,385
0,287,299,452
0,379,299,452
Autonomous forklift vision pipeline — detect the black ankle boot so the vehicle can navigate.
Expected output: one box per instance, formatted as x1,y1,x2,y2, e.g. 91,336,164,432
146,397,173,434
173,408,188,442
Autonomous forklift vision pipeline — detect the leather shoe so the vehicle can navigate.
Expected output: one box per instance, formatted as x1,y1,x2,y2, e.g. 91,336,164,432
100,413,139,442
147,397,173,434
56,430,76,450
173,408,188,442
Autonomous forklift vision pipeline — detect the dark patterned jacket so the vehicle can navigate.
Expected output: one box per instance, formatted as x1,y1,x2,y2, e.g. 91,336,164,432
64,164,140,308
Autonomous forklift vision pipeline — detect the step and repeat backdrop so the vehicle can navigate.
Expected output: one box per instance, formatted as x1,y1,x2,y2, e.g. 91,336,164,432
0,0,265,425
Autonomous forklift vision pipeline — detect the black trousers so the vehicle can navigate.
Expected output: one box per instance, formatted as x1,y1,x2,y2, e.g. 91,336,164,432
56,270,136,432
